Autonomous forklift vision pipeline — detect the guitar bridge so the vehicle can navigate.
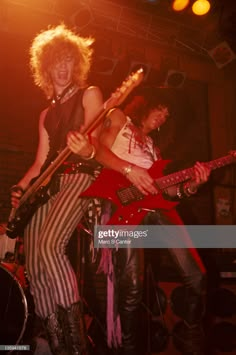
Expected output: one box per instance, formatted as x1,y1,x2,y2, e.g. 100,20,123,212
117,185,144,205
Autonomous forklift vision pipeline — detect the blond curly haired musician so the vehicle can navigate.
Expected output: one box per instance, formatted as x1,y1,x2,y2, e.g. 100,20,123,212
9,24,162,355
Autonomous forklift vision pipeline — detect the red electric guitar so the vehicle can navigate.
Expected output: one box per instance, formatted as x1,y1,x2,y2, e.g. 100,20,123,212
81,153,236,225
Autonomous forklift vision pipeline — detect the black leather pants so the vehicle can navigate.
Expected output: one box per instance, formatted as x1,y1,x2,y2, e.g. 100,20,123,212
114,247,144,355
143,210,206,327
143,210,206,354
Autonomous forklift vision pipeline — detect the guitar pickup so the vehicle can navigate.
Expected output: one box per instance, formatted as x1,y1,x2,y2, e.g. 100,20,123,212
117,186,144,205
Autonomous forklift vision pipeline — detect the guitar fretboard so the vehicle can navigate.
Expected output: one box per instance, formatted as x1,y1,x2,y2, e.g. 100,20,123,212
156,155,234,190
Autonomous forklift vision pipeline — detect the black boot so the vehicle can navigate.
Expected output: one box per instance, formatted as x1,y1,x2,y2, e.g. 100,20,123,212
58,301,88,355
182,294,206,355
44,311,67,355
173,320,205,355
119,310,139,355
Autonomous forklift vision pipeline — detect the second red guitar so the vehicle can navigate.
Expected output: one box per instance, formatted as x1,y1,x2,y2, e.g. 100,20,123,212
81,153,236,225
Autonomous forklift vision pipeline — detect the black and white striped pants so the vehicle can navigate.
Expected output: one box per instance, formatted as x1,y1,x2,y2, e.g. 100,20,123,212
24,173,92,319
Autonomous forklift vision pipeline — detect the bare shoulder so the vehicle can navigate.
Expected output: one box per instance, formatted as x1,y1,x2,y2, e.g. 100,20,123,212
39,107,49,121
108,108,126,120
99,108,126,146
39,107,49,132
83,85,103,103
103,108,126,130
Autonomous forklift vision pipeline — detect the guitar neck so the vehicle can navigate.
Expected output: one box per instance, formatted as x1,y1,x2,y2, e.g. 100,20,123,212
156,154,235,190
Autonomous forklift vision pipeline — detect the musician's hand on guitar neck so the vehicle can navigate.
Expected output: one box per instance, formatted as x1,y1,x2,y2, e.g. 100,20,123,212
188,161,210,193
67,131,96,159
10,185,24,208
124,165,157,196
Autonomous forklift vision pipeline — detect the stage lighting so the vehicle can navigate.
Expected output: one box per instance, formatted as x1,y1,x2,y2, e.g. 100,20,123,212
172,0,190,12
192,0,211,16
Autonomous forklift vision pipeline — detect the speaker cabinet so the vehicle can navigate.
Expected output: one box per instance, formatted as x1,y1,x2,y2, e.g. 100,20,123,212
144,280,236,355
143,281,184,354
207,279,236,354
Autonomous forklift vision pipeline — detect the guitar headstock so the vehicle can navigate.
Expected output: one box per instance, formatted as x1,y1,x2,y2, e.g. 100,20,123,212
229,150,236,159
104,68,144,110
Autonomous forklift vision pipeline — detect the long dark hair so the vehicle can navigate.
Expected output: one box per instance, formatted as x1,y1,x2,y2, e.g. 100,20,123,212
124,88,172,128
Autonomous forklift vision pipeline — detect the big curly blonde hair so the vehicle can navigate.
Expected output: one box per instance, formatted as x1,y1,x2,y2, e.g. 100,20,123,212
29,23,94,98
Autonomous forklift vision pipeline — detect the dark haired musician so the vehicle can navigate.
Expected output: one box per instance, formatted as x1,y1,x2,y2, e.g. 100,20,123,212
94,92,210,355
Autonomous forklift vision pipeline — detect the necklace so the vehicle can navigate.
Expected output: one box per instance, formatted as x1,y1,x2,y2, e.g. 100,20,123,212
128,122,157,161
51,83,78,106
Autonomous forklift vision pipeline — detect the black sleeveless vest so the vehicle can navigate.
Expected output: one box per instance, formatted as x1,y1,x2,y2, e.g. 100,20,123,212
42,89,99,170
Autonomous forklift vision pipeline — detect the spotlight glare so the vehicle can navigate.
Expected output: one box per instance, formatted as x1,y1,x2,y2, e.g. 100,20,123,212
192,0,211,16
172,0,190,12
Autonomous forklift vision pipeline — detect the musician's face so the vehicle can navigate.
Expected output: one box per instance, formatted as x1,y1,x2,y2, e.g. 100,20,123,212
49,52,75,95
142,106,169,133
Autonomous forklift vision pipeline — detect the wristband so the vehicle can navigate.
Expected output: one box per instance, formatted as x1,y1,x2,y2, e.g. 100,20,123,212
10,185,24,194
83,145,96,160
184,182,198,196
176,185,183,199
122,164,133,176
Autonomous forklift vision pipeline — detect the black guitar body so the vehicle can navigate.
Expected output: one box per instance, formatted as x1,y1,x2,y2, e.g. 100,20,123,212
6,187,50,239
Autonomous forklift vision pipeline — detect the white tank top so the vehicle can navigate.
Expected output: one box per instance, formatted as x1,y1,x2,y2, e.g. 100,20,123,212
111,117,161,169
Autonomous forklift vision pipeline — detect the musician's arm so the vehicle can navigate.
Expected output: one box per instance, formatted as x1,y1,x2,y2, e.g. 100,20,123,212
94,108,157,196
67,86,104,158
67,90,138,174
83,86,104,139
10,109,49,207
67,104,156,195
